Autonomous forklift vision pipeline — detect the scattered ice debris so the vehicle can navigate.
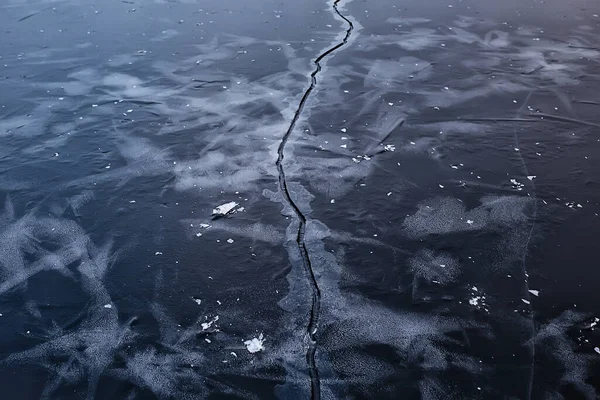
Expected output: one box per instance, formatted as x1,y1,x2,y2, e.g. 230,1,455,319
510,179,524,191
467,286,488,312
103,304,112,309
201,316,219,331
565,201,583,209
527,175,537,181
192,298,202,305
226,238,234,244
351,155,371,163
212,201,238,216
384,144,395,152
466,219,474,225
244,333,265,353
590,318,599,329
528,289,540,297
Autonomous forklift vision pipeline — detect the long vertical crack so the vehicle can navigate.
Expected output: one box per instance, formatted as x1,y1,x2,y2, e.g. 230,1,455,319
275,1,353,399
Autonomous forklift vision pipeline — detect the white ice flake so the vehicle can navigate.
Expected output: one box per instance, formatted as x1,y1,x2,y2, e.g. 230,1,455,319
244,333,265,353
212,201,238,216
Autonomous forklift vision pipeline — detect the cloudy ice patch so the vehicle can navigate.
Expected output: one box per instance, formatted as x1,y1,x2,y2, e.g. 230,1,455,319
409,249,461,285
403,195,532,239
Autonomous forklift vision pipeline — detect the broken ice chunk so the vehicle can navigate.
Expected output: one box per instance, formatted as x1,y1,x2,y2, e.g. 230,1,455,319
528,289,540,297
201,316,219,331
244,333,265,353
212,201,238,216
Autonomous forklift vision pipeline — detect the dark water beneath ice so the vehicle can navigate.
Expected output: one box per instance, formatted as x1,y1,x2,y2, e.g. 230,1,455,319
1,0,600,399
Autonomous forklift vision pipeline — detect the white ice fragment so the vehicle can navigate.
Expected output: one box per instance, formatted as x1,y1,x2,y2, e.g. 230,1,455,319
340,128,347,133
384,144,395,152
230,352,238,358
155,251,163,255
466,220,474,225
244,333,265,353
330,199,335,204
193,298,202,305
527,175,537,181
439,184,444,188
528,290,540,297
227,238,234,244
199,223,211,228
212,201,238,216
521,299,531,305
196,233,202,237
205,338,211,343
595,347,600,355
103,304,112,309
340,144,347,148
387,192,392,196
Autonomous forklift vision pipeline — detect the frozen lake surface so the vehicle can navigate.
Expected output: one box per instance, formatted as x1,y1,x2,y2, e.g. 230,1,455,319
1,0,600,398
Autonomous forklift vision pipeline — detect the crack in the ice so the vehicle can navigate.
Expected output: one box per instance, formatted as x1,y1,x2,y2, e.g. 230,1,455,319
275,1,353,399
515,89,538,400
